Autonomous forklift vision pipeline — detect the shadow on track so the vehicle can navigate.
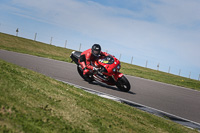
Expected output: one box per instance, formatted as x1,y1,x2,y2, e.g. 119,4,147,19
88,81,136,95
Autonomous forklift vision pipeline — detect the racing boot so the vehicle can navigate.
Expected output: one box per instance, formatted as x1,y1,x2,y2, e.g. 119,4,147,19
83,69,94,83
79,61,94,83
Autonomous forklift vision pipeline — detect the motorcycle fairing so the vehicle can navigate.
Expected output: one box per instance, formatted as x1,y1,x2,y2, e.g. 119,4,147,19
113,72,124,81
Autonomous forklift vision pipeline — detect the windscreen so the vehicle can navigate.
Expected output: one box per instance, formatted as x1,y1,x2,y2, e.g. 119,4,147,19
100,55,114,64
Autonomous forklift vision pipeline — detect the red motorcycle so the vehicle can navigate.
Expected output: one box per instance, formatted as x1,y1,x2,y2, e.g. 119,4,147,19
70,51,131,92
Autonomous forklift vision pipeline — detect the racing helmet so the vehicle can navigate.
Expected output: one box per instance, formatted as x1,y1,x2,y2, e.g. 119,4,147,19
91,44,101,57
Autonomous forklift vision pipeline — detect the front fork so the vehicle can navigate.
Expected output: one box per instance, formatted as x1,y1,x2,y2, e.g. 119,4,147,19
113,72,124,82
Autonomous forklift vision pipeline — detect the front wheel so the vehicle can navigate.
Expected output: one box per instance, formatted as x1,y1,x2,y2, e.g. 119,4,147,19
116,76,131,92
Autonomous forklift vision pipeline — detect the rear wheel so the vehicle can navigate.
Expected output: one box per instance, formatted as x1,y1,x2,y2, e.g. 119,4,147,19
77,65,84,79
116,76,131,92
77,65,94,82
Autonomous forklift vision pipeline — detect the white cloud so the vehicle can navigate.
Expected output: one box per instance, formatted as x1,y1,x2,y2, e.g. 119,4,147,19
5,0,200,69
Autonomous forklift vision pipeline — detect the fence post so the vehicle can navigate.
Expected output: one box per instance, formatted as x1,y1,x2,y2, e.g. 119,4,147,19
50,37,53,45
65,40,67,48
198,74,200,81
189,72,191,79
79,43,82,51
179,69,181,76
34,33,37,41
168,66,171,73
145,60,148,68
119,54,121,61
131,56,133,64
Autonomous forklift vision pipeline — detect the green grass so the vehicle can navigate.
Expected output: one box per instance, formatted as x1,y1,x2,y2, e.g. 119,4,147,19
0,59,198,132
0,32,73,62
0,32,199,91
120,62,200,90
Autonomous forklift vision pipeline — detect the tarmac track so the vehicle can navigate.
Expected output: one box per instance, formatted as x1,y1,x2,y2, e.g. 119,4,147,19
0,49,200,125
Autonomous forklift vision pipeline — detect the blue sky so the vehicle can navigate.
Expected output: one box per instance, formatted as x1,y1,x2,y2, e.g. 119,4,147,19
0,0,200,80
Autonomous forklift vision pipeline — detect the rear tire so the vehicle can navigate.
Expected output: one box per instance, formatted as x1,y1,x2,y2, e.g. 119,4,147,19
77,66,94,83
77,65,84,79
116,76,131,92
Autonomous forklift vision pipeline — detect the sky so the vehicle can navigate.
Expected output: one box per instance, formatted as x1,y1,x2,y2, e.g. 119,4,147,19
0,0,200,80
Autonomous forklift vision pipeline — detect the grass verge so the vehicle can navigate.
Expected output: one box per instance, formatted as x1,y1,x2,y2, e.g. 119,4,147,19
0,59,198,132
0,32,199,91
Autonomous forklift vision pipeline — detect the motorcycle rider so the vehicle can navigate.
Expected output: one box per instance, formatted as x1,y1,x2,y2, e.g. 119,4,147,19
79,44,108,82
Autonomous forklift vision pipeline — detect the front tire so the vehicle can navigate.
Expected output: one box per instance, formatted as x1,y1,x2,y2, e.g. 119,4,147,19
116,76,131,92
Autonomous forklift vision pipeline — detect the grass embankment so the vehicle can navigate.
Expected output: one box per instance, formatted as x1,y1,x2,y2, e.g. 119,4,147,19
0,59,198,132
0,32,199,91
0,32,73,62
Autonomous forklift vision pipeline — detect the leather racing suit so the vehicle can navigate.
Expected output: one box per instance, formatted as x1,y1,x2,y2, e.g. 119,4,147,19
78,48,108,75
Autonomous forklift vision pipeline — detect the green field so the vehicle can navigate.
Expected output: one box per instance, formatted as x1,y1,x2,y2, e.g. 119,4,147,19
0,32,199,132
0,32,199,91
0,59,198,132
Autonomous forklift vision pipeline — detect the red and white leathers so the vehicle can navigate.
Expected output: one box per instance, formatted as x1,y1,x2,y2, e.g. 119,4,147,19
78,48,108,75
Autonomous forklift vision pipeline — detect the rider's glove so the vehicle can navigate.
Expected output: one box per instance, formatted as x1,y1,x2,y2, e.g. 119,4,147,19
93,67,99,71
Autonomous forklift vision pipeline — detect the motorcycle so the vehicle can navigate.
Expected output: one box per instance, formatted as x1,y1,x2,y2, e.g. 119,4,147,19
70,51,131,92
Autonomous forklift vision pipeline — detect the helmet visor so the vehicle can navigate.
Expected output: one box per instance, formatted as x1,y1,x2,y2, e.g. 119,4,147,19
93,50,100,55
